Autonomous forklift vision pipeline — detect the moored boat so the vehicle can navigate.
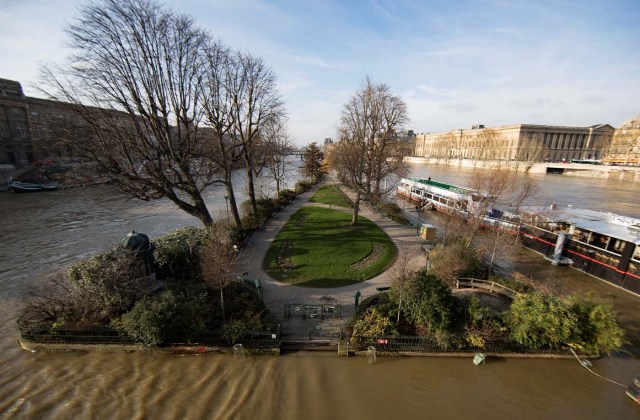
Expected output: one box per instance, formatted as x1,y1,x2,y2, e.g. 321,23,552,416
7,180,60,193
397,177,640,296
627,377,640,404
397,177,488,219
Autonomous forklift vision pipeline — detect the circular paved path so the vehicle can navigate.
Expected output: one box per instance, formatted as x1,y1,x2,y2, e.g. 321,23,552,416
236,176,428,304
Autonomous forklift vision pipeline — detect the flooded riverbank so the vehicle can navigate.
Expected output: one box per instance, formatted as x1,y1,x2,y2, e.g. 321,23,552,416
1,163,639,418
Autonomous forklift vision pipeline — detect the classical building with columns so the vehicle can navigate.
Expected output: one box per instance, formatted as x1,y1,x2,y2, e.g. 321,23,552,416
414,123,614,163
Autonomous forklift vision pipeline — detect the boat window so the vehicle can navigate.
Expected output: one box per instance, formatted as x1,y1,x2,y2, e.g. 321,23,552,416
588,232,610,250
607,238,626,254
634,245,640,261
573,227,590,243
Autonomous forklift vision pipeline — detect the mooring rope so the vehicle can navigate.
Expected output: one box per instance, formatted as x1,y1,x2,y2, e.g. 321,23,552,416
569,348,627,388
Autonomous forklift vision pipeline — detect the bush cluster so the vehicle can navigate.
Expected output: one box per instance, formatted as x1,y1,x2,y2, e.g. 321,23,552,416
153,226,209,281
350,267,625,355
278,188,297,204
119,289,210,346
21,227,275,348
295,181,311,193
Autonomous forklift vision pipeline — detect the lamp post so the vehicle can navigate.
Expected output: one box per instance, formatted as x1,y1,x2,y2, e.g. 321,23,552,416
224,196,229,222
422,244,433,271
354,290,361,311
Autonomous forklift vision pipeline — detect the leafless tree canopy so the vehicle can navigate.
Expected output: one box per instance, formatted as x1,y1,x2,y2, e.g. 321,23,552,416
20,272,75,331
330,77,409,224
229,52,286,222
262,117,293,196
40,0,285,227
200,223,244,322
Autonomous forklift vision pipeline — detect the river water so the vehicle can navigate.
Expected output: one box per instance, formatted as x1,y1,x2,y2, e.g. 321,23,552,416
1,163,639,419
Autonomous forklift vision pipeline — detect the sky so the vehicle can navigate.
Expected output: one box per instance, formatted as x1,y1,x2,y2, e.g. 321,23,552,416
1,0,639,146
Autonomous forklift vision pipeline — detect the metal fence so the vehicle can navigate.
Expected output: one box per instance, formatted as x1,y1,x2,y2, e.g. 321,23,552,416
193,331,280,349
280,325,344,343
19,326,280,349
19,326,574,355
19,327,135,345
354,336,572,354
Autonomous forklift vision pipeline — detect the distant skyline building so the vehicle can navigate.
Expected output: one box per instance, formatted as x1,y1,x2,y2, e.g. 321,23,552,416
414,123,615,163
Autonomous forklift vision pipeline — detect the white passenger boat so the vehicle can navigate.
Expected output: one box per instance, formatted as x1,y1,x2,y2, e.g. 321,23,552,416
397,177,640,296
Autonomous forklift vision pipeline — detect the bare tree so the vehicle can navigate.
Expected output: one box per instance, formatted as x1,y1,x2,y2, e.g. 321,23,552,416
332,77,408,225
200,41,244,227
41,0,221,226
390,253,415,327
440,132,456,165
200,224,241,322
515,133,544,172
20,271,76,331
429,241,482,286
477,228,521,277
438,212,468,245
465,169,511,247
262,117,293,196
464,168,538,249
328,135,367,225
475,128,503,166
229,52,285,223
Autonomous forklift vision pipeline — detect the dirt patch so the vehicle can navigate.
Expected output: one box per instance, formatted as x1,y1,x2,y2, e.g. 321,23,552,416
277,241,296,271
294,213,308,227
350,243,384,271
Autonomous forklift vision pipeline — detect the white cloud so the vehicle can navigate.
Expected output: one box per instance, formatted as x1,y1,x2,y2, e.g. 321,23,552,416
289,54,332,69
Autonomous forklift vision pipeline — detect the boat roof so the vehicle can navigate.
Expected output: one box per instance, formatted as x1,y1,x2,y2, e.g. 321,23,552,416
406,177,475,194
521,205,640,244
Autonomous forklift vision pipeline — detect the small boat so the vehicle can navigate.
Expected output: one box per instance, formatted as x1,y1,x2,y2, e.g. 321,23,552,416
7,180,59,193
627,377,640,404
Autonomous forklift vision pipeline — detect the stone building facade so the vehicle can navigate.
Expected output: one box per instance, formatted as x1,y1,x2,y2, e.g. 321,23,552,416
0,78,33,165
604,115,640,166
414,123,615,163
0,78,94,169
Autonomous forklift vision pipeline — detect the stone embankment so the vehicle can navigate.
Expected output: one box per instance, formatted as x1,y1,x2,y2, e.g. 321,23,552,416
404,156,640,182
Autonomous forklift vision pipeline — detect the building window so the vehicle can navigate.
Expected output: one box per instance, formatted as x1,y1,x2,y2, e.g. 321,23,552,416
16,122,26,137
9,107,25,117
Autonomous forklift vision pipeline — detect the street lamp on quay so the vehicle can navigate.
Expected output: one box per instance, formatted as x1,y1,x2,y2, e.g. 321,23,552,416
422,244,434,271
224,196,229,222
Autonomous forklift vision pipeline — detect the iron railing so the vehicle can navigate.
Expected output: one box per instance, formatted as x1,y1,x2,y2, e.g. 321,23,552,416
353,336,572,354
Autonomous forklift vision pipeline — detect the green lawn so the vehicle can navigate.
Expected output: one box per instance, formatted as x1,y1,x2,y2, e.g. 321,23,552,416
263,206,397,287
309,185,353,208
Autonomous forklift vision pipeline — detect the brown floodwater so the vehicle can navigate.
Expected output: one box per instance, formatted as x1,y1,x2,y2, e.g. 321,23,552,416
1,163,639,419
